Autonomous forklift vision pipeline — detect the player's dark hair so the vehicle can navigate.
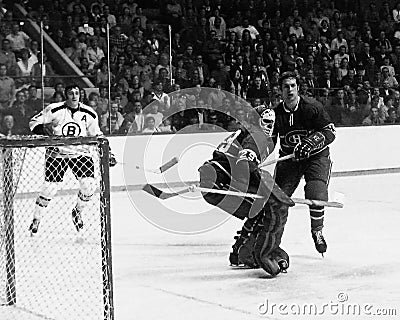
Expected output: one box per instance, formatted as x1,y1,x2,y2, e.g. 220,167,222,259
279,71,299,87
64,84,81,98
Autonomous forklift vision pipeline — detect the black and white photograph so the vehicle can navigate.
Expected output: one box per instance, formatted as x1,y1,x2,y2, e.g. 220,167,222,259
0,0,399,319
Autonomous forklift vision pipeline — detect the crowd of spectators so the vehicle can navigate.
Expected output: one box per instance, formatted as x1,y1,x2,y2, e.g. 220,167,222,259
1,0,400,136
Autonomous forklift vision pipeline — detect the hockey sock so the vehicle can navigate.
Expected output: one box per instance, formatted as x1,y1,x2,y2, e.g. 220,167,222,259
305,180,328,231
76,177,96,211
76,191,92,211
33,181,60,220
310,207,324,231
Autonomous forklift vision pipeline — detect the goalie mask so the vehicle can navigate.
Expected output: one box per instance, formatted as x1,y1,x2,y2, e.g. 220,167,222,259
259,108,275,136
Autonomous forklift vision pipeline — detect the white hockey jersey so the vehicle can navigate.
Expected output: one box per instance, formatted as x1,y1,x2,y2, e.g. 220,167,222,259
29,101,103,158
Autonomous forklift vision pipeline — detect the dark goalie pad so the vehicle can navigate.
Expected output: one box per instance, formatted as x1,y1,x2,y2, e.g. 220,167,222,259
198,158,294,220
199,160,256,220
270,247,289,272
260,171,295,207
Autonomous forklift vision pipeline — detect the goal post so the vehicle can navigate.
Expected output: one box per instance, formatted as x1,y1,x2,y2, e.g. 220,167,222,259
0,135,114,320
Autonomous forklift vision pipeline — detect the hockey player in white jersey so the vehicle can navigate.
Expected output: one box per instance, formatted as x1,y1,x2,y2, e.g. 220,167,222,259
28,84,116,235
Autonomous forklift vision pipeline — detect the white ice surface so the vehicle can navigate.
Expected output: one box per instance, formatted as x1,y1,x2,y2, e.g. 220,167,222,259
112,173,400,320
1,173,400,320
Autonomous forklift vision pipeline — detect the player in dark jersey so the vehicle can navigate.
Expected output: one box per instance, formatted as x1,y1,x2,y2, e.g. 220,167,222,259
199,107,295,276
272,71,336,255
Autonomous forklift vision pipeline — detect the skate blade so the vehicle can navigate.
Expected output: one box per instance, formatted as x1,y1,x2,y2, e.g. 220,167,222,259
230,264,257,269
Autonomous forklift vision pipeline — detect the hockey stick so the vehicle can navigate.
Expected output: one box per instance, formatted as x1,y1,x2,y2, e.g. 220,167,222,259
60,146,179,173
142,184,343,208
258,154,294,169
135,157,179,174
142,184,263,200
290,197,343,208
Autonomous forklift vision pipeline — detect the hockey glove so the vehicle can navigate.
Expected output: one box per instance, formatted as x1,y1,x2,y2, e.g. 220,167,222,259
234,149,260,185
109,151,117,167
294,132,326,161
293,141,313,161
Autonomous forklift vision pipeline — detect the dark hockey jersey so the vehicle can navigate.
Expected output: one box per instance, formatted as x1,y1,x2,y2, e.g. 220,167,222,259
215,126,274,165
272,96,336,157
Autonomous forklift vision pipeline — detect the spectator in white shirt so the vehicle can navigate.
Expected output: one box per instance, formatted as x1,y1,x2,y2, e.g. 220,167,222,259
330,30,348,55
230,19,259,41
150,80,170,112
145,100,164,128
78,15,94,36
86,38,105,70
288,19,304,40
142,116,161,133
101,101,124,134
6,22,30,56
393,2,400,23
103,5,116,28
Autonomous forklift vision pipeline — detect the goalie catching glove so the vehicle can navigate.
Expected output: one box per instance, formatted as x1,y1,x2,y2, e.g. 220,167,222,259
294,131,326,161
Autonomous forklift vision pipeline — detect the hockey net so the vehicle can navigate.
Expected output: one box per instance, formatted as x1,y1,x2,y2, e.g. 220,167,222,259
0,136,113,320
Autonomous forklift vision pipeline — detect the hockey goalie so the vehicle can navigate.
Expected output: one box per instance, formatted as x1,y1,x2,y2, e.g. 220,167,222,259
198,107,294,277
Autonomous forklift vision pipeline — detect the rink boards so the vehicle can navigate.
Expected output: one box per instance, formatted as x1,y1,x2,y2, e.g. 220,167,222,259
0,126,400,320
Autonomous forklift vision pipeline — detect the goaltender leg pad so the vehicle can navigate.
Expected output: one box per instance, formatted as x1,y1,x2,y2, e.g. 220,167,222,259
238,234,259,268
254,199,290,276
270,247,289,272
228,167,283,219
199,161,254,220
248,171,294,219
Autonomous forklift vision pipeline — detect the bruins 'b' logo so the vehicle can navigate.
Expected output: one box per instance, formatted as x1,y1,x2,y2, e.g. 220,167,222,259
285,130,308,146
62,122,81,136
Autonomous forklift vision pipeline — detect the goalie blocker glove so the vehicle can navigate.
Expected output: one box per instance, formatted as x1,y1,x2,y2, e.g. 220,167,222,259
294,131,326,161
235,149,260,176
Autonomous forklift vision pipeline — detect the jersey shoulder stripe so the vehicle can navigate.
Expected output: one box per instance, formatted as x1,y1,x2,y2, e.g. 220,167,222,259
79,106,97,119
50,103,68,114
49,102,97,119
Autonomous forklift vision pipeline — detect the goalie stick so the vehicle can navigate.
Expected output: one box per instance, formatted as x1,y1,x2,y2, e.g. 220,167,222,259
135,157,179,174
142,184,344,208
258,154,294,169
61,146,179,174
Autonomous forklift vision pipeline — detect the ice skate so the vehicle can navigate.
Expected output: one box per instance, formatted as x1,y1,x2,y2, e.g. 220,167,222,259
312,229,327,256
72,207,84,231
29,218,40,236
